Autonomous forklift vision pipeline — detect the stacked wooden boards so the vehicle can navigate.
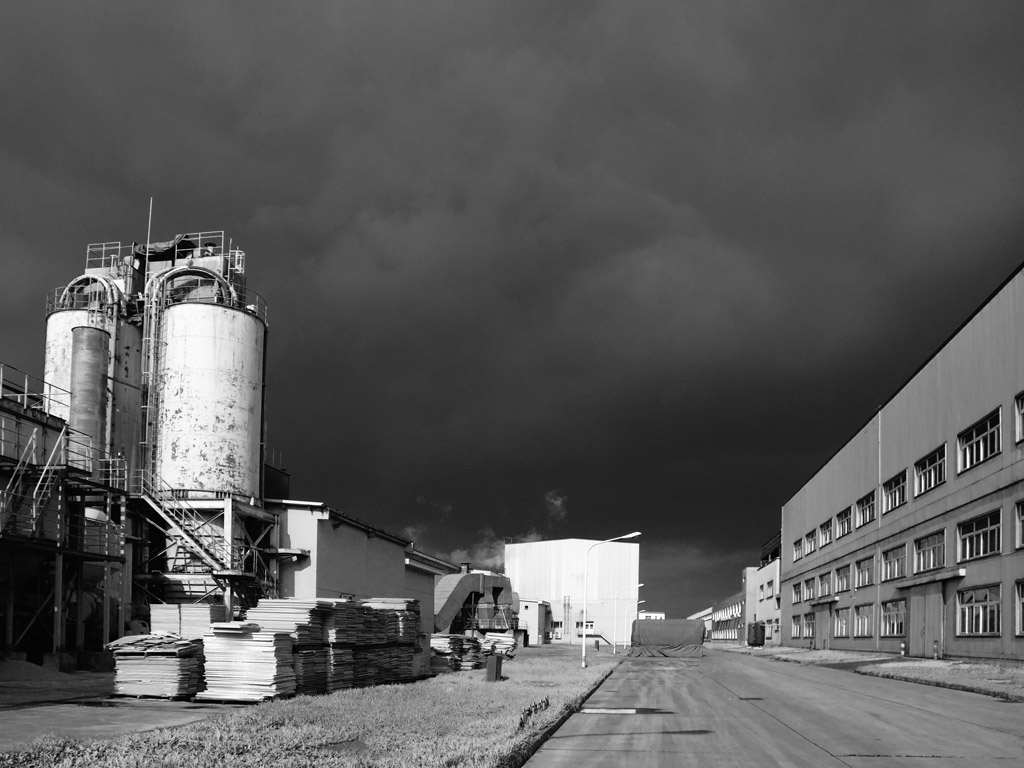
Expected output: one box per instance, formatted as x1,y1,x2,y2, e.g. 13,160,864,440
194,622,296,702
150,604,229,639
106,633,204,698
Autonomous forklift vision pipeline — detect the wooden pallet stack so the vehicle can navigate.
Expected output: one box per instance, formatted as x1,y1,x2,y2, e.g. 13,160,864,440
106,633,204,698
194,622,296,702
149,604,229,639
245,599,334,695
482,632,518,658
429,633,489,672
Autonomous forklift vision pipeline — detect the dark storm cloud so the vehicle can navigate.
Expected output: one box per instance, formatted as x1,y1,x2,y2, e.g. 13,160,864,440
3,1,1024,616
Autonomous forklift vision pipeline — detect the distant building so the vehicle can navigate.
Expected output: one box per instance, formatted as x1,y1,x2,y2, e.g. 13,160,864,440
754,532,781,644
710,591,744,641
687,606,713,638
639,611,665,620
504,538,640,648
518,599,553,645
781,261,1024,661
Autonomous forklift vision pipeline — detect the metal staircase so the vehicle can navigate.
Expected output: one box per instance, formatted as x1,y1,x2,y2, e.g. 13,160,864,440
31,428,66,534
135,469,229,573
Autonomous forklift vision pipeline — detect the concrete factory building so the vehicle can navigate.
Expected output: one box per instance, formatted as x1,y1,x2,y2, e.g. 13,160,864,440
781,260,1024,661
504,538,640,648
0,231,459,666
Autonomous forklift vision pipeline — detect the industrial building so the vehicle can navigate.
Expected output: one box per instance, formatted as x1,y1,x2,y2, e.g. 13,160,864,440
709,590,744,641
754,533,781,645
0,231,463,667
504,538,640,648
781,261,1024,661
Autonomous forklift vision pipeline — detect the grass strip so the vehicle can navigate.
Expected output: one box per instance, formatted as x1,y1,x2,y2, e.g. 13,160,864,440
0,645,620,767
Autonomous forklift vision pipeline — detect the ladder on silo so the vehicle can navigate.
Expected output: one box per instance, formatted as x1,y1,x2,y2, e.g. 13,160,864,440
139,282,165,479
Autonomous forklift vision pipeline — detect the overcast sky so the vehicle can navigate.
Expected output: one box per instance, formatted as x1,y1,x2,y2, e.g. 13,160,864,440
3,2,1024,619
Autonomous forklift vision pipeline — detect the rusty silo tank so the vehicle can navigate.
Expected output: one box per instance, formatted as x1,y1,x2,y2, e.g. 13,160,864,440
147,264,266,499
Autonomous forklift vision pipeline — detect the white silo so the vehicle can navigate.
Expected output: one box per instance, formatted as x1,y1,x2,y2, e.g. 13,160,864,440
147,265,266,499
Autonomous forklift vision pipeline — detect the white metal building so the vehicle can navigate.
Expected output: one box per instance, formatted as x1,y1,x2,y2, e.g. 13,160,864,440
504,538,640,648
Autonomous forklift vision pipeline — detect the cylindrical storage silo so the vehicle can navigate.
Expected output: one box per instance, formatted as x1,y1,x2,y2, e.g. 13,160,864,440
44,310,88,422
69,326,110,473
153,302,265,498
44,276,120,422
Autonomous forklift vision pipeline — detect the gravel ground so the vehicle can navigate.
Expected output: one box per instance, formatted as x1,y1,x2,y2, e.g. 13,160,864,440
709,642,1024,701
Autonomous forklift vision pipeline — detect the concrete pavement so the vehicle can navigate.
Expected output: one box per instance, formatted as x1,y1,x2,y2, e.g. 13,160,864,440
525,647,1024,767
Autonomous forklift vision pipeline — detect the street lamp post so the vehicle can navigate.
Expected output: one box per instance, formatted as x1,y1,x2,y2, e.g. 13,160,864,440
627,599,646,651
582,531,641,668
612,583,643,654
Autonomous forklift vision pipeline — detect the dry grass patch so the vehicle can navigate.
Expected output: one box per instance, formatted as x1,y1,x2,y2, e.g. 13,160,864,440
0,645,619,768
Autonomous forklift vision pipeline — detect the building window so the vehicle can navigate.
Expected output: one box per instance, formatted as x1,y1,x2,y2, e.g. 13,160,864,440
804,612,815,639
854,604,873,637
759,585,764,601
793,583,802,604
792,616,802,638
834,607,850,638
766,580,774,597
958,408,1001,472
1016,392,1024,443
818,572,832,597
958,511,1001,562
855,556,874,587
805,531,816,555
836,508,852,538
793,538,803,561
1017,501,1024,549
819,521,833,548
856,491,876,527
914,530,945,573
881,600,906,636
803,578,815,601
835,565,851,592
882,471,907,513
882,544,906,581
914,445,946,496
958,585,1001,636
1017,582,1024,636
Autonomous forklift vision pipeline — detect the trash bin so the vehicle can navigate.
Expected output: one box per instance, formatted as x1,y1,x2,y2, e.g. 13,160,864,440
747,622,765,647
485,655,502,682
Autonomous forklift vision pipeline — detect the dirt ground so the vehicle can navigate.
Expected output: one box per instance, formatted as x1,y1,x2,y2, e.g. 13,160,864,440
712,642,1024,701
0,660,114,709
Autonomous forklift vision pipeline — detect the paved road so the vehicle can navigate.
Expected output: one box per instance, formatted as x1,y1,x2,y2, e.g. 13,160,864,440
526,648,1024,767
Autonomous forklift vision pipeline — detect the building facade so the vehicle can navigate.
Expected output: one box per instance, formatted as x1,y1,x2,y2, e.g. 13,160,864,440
781,263,1024,661
504,538,641,648
709,591,744,641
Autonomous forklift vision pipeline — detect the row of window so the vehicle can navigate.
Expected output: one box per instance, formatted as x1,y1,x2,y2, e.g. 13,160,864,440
792,506,1018,606
793,405,1015,562
791,581,1023,638
758,580,775,600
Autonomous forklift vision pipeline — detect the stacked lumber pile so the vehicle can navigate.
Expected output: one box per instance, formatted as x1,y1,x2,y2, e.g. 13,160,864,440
106,633,204,698
194,622,296,702
150,604,229,639
429,633,487,672
350,598,423,685
245,599,334,695
483,632,518,658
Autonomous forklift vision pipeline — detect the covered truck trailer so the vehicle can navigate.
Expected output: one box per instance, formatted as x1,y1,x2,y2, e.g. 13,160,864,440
627,619,704,658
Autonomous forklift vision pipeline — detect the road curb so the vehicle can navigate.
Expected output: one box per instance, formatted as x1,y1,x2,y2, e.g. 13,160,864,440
499,661,622,768
853,669,1024,702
